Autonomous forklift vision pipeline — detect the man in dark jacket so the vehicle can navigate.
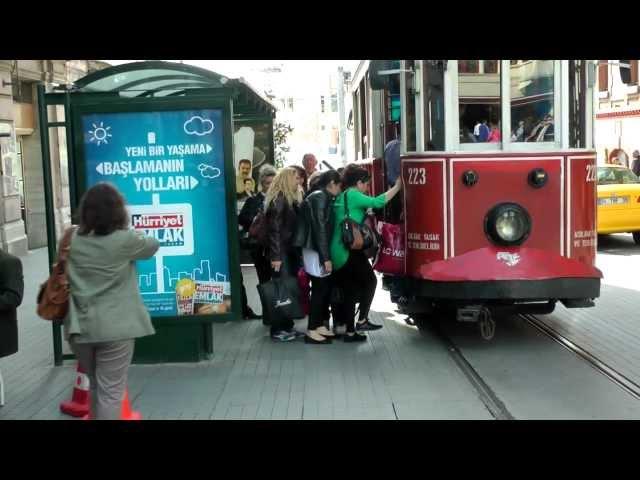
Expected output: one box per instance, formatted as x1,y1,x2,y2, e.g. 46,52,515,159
0,248,23,360
237,164,277,319
239,164,276,284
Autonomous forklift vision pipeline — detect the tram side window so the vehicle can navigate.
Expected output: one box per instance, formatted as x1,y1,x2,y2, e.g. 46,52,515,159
404,60,417,151
510,60,555,143
569,60,586,149
458,60,502,144
423,61,445,150
385,63,401,143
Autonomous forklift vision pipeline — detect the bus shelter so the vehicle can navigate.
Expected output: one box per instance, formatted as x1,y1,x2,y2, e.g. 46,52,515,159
38,61,276,364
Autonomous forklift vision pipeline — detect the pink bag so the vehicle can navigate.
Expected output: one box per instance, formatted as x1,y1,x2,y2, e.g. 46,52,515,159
297,267,311,316
373,222,405,275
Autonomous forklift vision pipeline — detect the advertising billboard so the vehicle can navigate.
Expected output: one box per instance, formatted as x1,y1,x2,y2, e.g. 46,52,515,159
81,108,232,317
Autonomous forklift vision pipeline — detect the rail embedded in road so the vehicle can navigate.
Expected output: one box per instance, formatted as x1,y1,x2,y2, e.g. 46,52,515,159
522,314,640,402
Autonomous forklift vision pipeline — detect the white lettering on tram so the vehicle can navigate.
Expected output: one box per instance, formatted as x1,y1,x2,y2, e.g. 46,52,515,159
407,231,441,251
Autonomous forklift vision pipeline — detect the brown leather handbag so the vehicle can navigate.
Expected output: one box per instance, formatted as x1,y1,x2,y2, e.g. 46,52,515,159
36,227,76,321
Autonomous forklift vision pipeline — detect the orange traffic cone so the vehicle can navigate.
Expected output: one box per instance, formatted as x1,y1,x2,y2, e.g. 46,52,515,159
82,388,141,420
120,390,142,420
60,364,90,417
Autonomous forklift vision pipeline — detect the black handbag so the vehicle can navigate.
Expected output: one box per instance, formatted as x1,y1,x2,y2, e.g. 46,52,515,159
340,189,379,253
257,274,305,326
362,212,381,259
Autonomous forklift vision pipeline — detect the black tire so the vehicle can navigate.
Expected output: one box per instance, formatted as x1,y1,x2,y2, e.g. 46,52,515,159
411,312,441,332
411,314,430,330
633,232,640,245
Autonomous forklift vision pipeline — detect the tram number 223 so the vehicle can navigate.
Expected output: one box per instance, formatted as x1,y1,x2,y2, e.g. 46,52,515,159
586,164,597,183
407,167,427,185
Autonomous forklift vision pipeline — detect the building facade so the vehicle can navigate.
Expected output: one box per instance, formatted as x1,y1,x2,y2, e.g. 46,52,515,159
250,64,354,168
595,60,640,166
0,60,109,256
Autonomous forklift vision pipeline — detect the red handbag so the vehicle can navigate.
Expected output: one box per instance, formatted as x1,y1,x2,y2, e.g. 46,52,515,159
297,267,311,316
373,222,405,275
248,210,268,246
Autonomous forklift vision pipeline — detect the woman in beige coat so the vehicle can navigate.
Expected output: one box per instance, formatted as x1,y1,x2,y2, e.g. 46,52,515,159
65,182,159,420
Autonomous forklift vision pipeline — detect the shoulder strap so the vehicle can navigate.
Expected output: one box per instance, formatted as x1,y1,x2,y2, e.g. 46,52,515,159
57,226,77,264
344,189,351,219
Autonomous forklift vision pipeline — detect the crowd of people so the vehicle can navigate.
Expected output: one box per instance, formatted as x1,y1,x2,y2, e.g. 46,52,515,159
0,152,401,418
239,153,402,344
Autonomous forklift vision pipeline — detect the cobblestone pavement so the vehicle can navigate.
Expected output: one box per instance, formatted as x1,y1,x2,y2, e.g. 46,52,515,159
1,239,639,420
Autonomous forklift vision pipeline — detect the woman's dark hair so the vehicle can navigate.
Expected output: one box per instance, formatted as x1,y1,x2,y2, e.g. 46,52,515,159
290,165,308,192
341,163,370,188
317,170,342,190
77,182,128,236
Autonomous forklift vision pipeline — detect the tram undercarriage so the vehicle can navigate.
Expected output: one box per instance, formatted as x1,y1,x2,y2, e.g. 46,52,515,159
396,277,599,340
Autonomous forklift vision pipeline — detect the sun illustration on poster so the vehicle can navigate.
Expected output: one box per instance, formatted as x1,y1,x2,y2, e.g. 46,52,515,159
87,122,112,146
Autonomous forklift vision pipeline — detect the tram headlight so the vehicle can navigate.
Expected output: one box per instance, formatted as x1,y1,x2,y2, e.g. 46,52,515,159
484,203,531,246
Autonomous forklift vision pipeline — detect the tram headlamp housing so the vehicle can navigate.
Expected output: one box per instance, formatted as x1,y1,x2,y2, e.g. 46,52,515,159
528,168,548,188
462,170,479,187
484,203,531,246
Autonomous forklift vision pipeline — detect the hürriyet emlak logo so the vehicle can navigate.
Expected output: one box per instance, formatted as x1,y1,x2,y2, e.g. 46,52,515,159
132,213,186,247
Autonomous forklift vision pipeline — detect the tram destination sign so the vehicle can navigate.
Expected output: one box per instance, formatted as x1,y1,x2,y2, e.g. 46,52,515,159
81,109,232,318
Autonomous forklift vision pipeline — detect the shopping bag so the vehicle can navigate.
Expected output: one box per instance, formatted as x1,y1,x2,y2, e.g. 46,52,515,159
257,275,304,326
373,222,405,275
297,268,311,316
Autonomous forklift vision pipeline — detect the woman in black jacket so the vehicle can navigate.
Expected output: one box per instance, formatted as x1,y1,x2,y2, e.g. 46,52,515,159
265,166,303,342
294,170,342,344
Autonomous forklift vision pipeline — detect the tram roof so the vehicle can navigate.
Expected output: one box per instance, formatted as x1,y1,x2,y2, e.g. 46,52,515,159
71,61,276,117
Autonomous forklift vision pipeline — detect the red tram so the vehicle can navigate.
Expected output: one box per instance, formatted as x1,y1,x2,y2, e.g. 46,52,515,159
350,60,602,337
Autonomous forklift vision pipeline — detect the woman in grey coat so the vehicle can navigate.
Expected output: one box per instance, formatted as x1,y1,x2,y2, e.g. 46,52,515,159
65,183,159,420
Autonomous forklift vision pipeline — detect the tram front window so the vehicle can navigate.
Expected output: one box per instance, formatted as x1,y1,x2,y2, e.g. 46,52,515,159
510,60,555,143
458,60,502,144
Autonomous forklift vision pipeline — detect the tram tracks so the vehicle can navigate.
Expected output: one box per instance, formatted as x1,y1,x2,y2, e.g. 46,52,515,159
423,310,640,420
522,314,640,402
429,323,514,420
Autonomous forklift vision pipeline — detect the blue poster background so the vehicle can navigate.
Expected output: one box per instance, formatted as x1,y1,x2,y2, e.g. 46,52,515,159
81,109,230,317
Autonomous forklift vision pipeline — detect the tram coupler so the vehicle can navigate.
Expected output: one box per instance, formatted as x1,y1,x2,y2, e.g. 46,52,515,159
479,312,496,341
456,305,486,323
456,306,495,340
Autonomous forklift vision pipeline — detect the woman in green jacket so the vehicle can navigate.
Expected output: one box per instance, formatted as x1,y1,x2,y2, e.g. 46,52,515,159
330,164,402,342
65,183,159,420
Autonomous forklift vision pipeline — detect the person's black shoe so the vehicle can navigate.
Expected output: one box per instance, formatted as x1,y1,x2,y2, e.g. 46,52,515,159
243,309,262,320
344,332,367,343
356,318,383,331
304,335,332,345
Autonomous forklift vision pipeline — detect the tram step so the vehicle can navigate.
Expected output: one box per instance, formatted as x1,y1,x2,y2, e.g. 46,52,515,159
560,298,595,308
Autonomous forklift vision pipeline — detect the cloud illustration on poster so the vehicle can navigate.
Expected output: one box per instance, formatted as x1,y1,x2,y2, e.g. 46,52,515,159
198,163,221,179
184,116,215,136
